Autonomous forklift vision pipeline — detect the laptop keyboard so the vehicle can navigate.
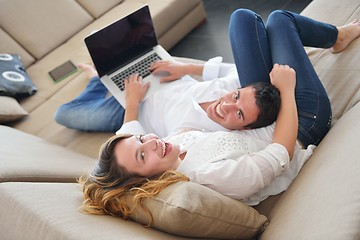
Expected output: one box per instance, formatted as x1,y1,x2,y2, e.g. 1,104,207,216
111,52,162,91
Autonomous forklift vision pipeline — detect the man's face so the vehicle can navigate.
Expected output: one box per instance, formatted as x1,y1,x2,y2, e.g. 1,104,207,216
206,86,260,130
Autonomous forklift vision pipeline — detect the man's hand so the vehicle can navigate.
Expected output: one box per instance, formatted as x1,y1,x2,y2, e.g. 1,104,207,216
149,60,204,83
149,60,189,83
269,63,296,93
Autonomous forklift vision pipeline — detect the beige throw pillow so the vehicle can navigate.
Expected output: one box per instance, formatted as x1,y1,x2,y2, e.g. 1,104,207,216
129,181,268,239
0,96,28,123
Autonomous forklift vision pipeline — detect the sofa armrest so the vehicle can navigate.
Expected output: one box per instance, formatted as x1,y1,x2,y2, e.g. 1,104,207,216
261,103,360,240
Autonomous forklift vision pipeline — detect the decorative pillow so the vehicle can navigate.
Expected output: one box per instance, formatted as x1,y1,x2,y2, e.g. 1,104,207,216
129,182,269,239
0,53,37,98
0,96,28,123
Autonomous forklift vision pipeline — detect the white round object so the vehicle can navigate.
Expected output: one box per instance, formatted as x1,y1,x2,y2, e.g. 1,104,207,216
2,71,25,82
0,54,14,61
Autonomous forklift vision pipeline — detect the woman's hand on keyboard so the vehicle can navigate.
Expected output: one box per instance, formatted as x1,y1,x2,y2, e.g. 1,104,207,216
125,73,150,107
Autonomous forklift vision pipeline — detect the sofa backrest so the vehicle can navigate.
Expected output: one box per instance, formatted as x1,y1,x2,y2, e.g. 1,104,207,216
76,0,124,18
0,0,123,68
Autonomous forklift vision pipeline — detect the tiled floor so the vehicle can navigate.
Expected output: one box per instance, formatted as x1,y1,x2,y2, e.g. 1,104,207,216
170,0,312,62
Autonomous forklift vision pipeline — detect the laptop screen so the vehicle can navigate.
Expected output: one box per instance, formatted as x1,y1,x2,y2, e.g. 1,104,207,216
85,6,158,77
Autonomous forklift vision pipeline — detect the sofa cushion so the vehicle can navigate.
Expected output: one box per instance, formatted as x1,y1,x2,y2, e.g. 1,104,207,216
142,0,202,38
0,182,184,240
0,0,93,59
130,181,268,239
69,0,205,51
0,125,96,182
0,96,28,123
260,103,360,240
0,181,268,240
77,0,124,18
0,28,35,68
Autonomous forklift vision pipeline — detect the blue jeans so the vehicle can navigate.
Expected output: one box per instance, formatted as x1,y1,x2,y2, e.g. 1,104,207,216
54,76,124,132
229,9,335,147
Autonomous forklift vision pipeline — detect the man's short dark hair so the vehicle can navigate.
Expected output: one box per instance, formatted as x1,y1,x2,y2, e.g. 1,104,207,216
244,82,281,129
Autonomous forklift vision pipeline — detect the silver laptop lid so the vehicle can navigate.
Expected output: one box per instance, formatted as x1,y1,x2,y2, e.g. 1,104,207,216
84,5,158,78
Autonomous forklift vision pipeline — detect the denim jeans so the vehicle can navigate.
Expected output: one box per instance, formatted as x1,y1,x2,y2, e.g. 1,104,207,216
229,9,335,147
54,76,124,132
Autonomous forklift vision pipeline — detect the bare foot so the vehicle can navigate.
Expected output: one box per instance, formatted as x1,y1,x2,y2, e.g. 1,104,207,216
331,19,360,53
78,63,98,79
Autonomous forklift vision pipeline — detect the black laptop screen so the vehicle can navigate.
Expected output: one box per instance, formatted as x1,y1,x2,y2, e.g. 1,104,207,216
85,6,158,77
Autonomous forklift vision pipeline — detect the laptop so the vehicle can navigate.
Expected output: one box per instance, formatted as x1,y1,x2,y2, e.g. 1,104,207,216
84,5,173,107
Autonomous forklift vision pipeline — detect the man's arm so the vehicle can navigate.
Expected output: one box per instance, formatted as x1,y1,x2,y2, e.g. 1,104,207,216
149,57,239,84
270,64,298,159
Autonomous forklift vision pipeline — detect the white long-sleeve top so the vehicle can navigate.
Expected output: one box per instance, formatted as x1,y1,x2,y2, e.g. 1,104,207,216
119,121,315,205
167,130,314,205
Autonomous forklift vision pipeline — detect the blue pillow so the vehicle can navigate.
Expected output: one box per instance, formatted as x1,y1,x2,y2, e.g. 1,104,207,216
0,53,37,99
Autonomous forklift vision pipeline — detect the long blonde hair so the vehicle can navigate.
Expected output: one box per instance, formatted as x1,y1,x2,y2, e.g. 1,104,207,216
79,134,188,226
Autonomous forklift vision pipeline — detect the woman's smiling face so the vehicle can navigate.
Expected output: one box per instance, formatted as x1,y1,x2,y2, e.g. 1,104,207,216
114,134,182,177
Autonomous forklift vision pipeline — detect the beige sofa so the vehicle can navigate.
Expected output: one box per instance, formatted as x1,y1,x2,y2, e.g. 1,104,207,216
0,0,206,159
1,0,360,239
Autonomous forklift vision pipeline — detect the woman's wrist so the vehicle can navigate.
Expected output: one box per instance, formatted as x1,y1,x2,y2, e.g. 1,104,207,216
124,102,140,123
126,100,140,109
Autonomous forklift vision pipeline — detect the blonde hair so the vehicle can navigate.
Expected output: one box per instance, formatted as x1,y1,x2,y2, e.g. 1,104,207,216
79,134,188,226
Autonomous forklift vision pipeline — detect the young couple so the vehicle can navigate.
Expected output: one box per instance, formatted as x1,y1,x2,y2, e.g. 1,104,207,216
55,10,360,218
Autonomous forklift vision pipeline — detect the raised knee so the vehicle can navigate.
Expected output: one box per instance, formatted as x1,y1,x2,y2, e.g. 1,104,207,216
267,10,291,28
268,10,288,19
268,10,290,21
230,9,256,23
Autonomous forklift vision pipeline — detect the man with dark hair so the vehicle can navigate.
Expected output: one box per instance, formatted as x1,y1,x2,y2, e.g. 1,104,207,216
245,82,280,129
55,58,281,138
56,8,360,149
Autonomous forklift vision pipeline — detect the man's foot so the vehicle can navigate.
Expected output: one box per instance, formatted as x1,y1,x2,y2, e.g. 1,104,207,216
78,63,98,79
331,19,360,53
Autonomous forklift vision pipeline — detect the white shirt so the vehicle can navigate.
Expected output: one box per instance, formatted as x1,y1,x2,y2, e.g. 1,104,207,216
117,56,297,147
116,57,239,137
